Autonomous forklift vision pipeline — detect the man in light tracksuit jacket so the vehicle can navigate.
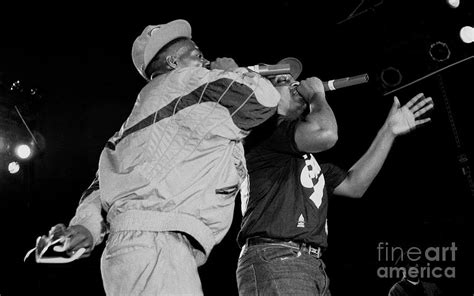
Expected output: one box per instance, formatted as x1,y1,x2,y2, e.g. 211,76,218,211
50,19,280,295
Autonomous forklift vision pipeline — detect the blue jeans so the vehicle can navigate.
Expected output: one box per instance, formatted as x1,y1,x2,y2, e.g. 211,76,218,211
236,242,331,296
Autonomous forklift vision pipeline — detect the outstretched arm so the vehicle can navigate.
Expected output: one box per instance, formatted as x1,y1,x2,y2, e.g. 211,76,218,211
334,93,434,198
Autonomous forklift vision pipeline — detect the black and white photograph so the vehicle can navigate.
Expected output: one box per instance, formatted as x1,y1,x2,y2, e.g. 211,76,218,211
1,0,473,295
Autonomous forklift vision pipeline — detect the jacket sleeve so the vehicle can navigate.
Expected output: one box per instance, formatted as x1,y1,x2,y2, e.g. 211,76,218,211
226,67,280,108
68,173,107,247
188,67,281,131
213,67,280,130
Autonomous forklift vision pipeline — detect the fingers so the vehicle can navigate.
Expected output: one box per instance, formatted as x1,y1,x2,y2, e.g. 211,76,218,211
389,96,401,115
52,223,66,232
67,235,92,257
404,93,425,109
69,248,91,258
301,77,324,87
50,224,67,239
63,225,94,257
414,103,434,118
393,96,400,107
68,234,91,250
415,117,431,126
299,77,324,94
411,97,434,117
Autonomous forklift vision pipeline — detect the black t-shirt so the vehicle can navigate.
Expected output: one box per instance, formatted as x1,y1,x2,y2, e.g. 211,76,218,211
389,280,427,296
237,115,347,248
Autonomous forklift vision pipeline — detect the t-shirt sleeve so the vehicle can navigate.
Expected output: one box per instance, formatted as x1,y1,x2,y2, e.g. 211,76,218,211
321,162,347,195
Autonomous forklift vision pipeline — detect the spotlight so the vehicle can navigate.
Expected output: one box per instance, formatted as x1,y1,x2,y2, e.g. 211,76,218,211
446,0,460,8
8,161,20,174
460,26,474,43
14,144,32,160
381,67,403,88
429,41,451,62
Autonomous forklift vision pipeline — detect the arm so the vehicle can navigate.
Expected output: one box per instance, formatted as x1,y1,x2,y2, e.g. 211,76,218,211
295,77,338,153
53,174,107,258
195,58,280,132
334,93,433,198
210,57,281,109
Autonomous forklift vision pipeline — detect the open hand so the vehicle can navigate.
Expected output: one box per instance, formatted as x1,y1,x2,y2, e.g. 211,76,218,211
386,93,434,136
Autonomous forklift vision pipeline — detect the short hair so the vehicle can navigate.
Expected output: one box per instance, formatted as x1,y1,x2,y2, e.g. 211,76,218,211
144,37,189,79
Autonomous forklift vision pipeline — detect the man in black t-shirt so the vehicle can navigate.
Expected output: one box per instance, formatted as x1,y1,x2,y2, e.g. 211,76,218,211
236,58,434,295
388,262,443,296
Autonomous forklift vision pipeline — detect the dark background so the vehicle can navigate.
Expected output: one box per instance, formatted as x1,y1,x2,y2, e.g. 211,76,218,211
1,0,473,295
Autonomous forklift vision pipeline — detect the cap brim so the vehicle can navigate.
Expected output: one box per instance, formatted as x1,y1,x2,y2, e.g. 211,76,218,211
277,57,303,80
144,19,192,69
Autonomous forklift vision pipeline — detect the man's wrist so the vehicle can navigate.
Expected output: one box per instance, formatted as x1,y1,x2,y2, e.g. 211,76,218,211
380,122,397,140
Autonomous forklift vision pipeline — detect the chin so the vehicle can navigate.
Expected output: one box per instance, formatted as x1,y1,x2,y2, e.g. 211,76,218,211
287,110,304,119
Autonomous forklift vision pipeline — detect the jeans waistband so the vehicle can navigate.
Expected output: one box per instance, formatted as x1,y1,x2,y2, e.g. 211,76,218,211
245,237,322,258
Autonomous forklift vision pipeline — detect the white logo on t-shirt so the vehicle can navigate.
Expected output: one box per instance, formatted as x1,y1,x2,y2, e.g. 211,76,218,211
297,214,305,228
300,154,325,208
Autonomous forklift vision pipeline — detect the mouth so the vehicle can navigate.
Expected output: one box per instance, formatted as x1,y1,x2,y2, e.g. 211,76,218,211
291,88,299,97
292,92,305,104
289,81,301,97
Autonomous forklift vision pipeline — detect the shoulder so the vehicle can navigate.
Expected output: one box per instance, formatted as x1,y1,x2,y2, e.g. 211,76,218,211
422,281,442,295
388,281,405,296
245,115,299,151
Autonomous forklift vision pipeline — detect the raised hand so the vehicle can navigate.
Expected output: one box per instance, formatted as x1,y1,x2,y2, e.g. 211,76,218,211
297,77,325,101
385,93,434,136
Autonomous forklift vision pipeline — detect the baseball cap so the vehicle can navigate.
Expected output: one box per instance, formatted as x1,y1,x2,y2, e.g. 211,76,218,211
277,57,303,80
131,19,192,80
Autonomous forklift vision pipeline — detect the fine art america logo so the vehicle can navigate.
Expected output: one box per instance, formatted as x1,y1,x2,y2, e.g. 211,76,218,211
376,242,457,279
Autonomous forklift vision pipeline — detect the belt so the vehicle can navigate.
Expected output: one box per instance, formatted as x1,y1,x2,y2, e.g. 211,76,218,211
246,237,322,258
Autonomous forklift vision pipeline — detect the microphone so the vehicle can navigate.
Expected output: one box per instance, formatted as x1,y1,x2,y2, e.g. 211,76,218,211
246,64,291,76
323,74,369,91
247,63,369,91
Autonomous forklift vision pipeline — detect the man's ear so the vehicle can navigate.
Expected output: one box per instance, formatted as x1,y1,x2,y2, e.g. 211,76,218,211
166,55,178,69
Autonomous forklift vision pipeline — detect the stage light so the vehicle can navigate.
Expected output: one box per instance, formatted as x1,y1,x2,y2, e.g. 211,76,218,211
429,41,451,62
8,161,20,174
381,66,403,88
447,0,460,8
14,144,32,160
460,26,474,43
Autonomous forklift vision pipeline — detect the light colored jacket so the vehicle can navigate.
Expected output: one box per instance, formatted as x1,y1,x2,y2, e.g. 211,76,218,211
69,66,280,265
